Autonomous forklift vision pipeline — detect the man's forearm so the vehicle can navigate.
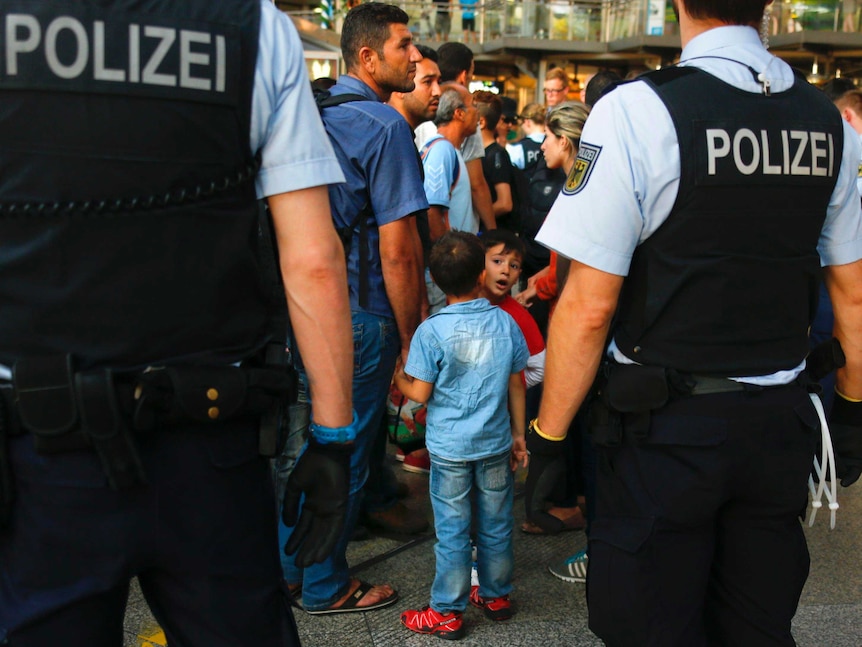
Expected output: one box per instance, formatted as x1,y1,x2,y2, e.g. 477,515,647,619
827,259,862,399
381,216,423,353
270,188,353,429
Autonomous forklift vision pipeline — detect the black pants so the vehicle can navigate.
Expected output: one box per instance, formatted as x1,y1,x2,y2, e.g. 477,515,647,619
588,384,817,647
0,421,300,646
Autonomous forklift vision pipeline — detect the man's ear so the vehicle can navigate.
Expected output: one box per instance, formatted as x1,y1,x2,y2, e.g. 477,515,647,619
478,116,487,131
357,45,378,72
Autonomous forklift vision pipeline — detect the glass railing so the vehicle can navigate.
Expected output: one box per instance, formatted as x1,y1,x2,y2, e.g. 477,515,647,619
287,0,854,44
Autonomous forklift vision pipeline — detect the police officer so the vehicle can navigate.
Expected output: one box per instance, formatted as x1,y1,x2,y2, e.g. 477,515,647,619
0,1,356,645
528,0,862,644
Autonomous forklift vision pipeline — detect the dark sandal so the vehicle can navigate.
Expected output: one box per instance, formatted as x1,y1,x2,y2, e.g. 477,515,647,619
305,580,398,615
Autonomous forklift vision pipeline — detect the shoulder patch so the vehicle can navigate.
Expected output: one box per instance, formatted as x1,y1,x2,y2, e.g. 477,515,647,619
857,161,862,178
563,143,602,195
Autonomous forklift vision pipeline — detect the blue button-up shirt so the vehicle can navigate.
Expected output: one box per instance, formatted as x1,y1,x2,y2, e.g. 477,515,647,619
322,75,429,318
405,298,528,461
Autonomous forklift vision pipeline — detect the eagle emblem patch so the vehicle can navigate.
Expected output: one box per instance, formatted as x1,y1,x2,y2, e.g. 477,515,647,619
564,142,601,195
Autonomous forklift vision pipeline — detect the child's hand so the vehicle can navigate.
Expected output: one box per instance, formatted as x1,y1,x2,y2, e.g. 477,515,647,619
511,437,528,471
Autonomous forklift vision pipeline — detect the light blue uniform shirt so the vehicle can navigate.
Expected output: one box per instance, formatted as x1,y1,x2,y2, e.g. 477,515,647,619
536,26,862,385
252,2,345,198
405,299,528,461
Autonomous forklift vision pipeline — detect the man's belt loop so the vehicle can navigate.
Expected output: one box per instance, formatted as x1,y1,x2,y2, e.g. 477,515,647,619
75,370,147,490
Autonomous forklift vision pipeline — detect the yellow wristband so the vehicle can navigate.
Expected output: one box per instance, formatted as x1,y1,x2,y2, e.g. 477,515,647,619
835,388,862,403
529,418,566,442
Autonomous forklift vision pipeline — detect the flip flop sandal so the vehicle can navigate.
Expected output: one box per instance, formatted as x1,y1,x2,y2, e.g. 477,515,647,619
305,581,399,615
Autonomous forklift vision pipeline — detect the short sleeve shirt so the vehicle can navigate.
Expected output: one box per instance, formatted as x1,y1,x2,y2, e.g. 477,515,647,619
482,142,514,204
421,135,476,233
536,26,862,276
322,75,429,317
415,122,485,163
405,298,528,461
252,2,344,198
535,25,862,384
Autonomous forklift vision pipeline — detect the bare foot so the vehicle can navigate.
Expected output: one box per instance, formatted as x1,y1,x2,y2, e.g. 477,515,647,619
330,579,394,609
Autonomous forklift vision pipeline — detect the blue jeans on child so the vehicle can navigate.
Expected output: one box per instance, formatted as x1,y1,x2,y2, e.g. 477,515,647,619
429,450,514,614
279,310,400,611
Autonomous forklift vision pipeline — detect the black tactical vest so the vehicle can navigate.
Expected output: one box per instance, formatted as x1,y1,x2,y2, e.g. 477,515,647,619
614,67,844,376
0,0,264,370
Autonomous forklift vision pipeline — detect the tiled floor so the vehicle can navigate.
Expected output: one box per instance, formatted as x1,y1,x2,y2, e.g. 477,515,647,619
123,454,862,647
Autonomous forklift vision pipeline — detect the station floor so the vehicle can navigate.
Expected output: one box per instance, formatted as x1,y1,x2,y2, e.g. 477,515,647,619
123,449,862,647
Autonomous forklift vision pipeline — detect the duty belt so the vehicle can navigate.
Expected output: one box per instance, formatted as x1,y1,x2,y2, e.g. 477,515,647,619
1,352,296,490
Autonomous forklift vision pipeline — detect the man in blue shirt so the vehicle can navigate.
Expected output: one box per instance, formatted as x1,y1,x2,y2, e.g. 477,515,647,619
279,2,427,616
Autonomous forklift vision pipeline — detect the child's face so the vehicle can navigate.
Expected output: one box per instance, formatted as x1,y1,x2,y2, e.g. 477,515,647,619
483,244,522,302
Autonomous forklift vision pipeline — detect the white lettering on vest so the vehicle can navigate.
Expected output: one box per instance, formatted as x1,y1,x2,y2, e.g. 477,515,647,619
705,127,835,177
2,13,227,94
94,21,124,81
6,14,40,75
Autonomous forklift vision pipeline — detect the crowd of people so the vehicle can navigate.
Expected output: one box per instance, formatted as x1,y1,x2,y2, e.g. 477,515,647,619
2,1,862,646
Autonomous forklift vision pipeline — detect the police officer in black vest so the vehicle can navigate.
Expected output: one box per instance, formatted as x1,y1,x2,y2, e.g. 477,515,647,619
0,1,356,644
528,0,862,643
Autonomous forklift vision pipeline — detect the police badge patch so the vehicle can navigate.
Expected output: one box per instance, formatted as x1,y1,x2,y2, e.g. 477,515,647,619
564,143,602,195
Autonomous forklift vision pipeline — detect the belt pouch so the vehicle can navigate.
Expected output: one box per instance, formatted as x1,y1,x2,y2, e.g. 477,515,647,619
13,355,78,436
606,364,670,442
75,370,147,490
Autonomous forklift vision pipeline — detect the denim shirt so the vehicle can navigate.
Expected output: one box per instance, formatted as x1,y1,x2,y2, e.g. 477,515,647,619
321,76,429,318
405,298,528,461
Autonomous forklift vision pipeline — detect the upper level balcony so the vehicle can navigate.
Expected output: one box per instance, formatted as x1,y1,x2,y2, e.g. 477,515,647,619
283,0,862,81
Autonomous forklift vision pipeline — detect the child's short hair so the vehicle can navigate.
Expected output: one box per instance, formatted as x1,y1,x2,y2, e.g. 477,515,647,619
429,231,485,297
481,229,526,260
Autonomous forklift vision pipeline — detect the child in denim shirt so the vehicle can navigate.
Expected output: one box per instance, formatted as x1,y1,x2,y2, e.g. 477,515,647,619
395,231,528,640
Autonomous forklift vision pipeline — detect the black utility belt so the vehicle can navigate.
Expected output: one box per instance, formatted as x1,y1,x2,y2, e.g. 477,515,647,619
1,354,297,489
589,362,770,448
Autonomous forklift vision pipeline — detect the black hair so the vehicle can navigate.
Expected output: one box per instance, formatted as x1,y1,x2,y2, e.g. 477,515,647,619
341,3,409,70
481,229,526,259
416,44,439,63
472,90,502,131
311,77,337,94
584,70,622,108
429,231,485,297
683,0,769,26
437,42,473,82
822,77,858,101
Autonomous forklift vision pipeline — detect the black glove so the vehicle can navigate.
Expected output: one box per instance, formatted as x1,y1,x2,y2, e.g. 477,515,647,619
524,421,567,533
282,437,352,567
828,393,862,487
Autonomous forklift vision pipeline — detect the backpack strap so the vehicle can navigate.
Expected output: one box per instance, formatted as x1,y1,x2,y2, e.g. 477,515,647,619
420,136,461,188
316,90,374,309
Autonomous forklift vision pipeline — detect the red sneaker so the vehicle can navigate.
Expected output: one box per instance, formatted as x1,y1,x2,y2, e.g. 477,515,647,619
469,587,512,621
402,448,430,474
400,606,464,640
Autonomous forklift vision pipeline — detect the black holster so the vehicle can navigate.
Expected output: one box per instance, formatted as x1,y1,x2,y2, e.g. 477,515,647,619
0,390,13,529
588,362,670,445
13,356,147,490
